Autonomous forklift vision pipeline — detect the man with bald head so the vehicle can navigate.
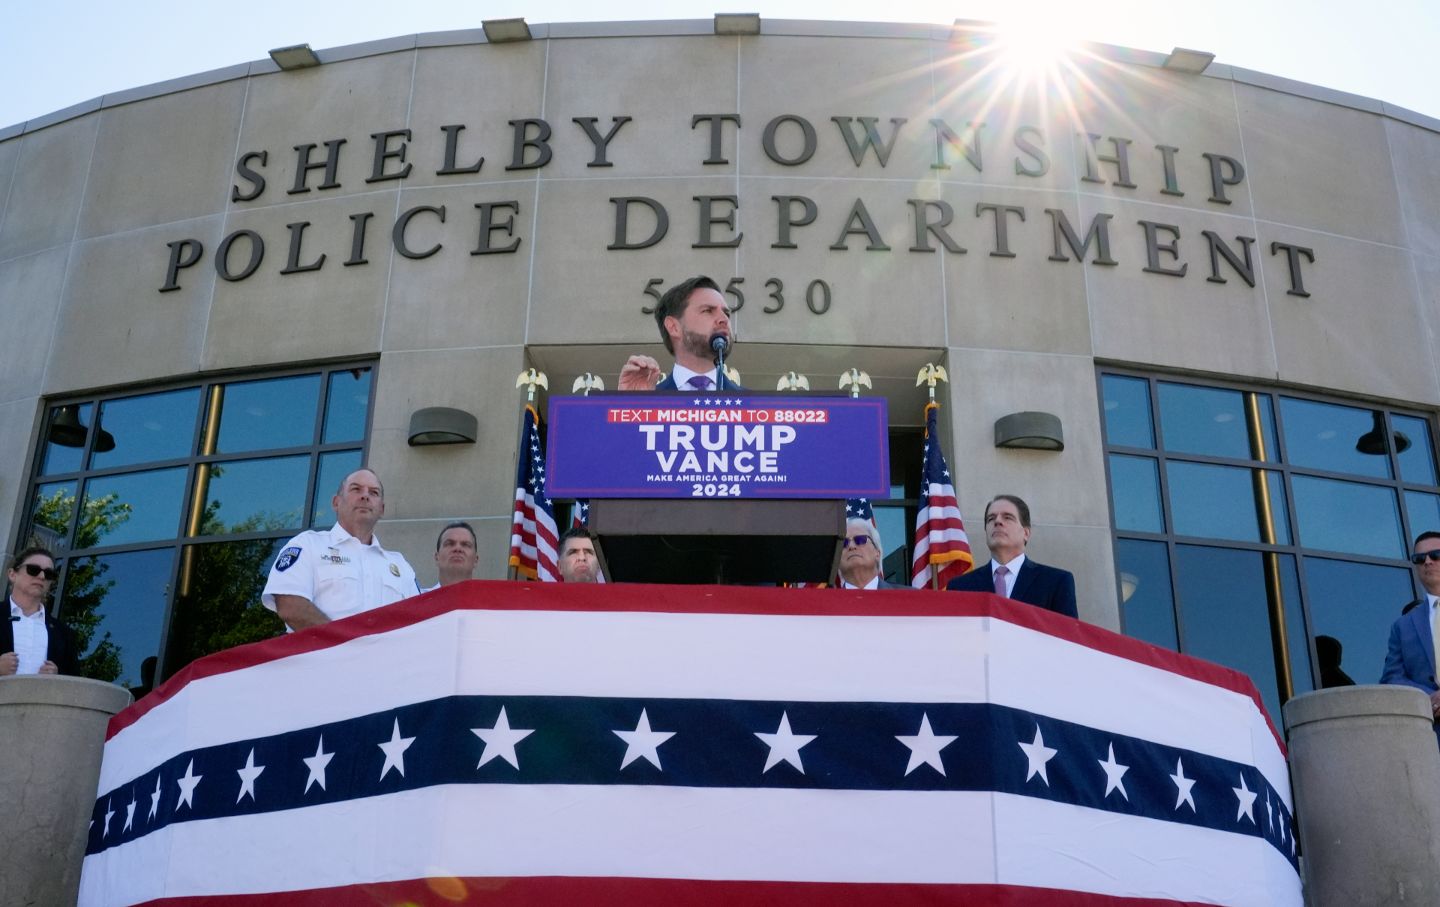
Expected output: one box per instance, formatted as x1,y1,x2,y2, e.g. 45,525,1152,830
263,467,420,631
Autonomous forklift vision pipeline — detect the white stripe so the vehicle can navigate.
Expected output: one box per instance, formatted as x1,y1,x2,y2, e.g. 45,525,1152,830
100,611,1286,805
80,785,1293,905
996,794,1301,907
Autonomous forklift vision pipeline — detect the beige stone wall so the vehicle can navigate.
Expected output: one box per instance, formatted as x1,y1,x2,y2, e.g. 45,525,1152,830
2,20,1437,628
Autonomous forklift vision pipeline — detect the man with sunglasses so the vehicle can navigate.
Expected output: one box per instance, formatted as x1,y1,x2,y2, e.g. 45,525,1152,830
1381,531,1440,742
838,519,906,590
1,546,76,677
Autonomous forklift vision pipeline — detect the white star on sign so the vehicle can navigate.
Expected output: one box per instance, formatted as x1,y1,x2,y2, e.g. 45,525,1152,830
1233,774,1257,824
175,759,202,811
1098,743,1130,801
1170,757,1196,812
303,736,335,793
615,708,674,770
378,719,416,780
103,799,114,838
123,794,136,832
755,711,818,774
1018,725,1058,785
472,706,534,770
148,774,161,821
236,749,265,803
896,713,958,776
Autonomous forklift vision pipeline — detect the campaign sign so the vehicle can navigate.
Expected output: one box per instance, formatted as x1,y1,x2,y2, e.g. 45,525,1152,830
547,393,889,499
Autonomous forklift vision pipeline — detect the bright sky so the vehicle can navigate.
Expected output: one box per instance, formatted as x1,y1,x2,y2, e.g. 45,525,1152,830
6,1,1439,130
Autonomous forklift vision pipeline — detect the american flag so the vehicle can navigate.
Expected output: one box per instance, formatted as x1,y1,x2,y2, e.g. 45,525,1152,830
78,584,1301,906
846,497,875,525
911,401,973,589
508,405,559,582
572,500,591,528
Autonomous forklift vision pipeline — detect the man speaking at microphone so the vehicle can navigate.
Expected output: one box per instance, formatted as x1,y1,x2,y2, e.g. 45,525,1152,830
619,275,744,392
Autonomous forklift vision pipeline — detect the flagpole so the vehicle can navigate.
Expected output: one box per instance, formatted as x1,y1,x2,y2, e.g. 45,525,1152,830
511,369,549,581
915,364,950,591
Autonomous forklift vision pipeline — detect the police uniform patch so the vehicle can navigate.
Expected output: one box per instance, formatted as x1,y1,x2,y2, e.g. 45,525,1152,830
389,563,402,577
275,547,302,572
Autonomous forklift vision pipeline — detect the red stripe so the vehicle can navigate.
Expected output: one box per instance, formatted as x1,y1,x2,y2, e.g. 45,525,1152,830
106,581,1283,753
132,877,1223,906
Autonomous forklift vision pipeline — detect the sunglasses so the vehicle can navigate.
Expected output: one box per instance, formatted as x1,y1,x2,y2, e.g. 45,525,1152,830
19,563,57,580
842,536,873,549
1411,551,1440,565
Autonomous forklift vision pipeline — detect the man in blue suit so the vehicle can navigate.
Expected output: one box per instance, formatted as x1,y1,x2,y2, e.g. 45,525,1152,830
619,276,741,392
945,494,1078,619
1381,530,1440,743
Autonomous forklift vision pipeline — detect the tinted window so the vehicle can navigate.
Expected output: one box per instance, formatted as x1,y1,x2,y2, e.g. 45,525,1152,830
1292,476,1403,559
1102,375,1154,449
1109,455,1163,533
63,548,174,688
91,388,201,470
215,374,322,454
1281,398,1392,479
324,368,372,444
199,456,309,536
1116,538,1177,650
81,469,188,547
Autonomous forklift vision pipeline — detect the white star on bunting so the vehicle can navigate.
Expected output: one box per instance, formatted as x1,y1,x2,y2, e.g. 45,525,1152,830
103,799,114,838
1233,774,1258,824
236,749,265,803
378,719,416,780
615,708,674,770
175,759,202,811
472,706,535,770
148,774,161,821
755,711,817,774
1097,743,1130,800
1170,757,1197,812
1018,725,1058,785
123,794,136,832
303,736,335,793
896,713,957,776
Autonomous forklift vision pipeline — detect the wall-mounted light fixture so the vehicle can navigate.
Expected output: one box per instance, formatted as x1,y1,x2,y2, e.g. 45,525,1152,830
994,411,1064,451
268,44,321,70
483,18,533,43
1162,47,1214,74
714,13,761,36
408,407,478,447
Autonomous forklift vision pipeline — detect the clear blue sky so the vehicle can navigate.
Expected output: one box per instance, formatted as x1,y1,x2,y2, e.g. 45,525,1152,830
6,1,1439,129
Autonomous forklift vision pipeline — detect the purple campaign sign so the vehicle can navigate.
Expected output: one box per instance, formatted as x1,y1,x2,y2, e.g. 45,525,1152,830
547,393,889,499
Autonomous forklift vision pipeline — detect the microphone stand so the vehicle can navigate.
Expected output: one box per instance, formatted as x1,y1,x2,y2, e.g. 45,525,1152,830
711,334,729,392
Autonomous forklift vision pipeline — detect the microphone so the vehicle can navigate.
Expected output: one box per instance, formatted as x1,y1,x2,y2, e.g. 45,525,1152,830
709,333,730,357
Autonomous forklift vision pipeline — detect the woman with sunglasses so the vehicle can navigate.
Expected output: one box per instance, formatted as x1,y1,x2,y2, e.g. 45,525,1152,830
2,546,76,677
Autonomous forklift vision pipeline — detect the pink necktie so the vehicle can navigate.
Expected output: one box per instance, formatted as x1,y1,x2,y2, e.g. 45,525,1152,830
687,375,713,390
993,565,1009,598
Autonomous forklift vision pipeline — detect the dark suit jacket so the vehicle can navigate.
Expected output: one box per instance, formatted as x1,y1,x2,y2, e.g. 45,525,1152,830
1381,599,1440,743
1,606,78,675
946,558,1078,619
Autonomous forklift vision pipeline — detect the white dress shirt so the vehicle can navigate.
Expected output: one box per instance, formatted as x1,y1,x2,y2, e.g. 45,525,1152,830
262,523,419,629
841,576,881,590
10,598,49,675
991,553,1028,598
669,362,720,391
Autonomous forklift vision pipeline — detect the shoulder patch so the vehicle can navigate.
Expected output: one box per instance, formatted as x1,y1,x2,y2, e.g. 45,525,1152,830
274,547,302,572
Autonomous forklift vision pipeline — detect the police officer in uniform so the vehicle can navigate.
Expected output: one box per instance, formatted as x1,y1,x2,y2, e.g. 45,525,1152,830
262,467,419,631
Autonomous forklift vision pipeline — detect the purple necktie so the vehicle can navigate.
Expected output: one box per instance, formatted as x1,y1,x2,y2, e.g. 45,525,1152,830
687,375,713,390
993,565,1009,598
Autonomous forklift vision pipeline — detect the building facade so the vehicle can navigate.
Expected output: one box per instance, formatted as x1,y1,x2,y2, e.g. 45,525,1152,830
3,19,1438,721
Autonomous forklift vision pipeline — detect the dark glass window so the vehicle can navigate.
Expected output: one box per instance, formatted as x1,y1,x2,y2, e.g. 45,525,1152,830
215,374,323,454
1115,539,1176,650
1101,375,1153,449
91,388,201,470
1101,371,1437,723
1280,398,1392,479
1108,455,1163,533
14,363,374,690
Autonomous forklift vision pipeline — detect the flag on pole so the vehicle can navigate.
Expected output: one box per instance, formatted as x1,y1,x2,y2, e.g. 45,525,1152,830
572,500,591,529
509,405,559,582
911,401,973,589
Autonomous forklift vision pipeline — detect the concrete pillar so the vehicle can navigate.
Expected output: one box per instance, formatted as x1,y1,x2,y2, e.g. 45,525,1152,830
0,676,131,907
1284,684,1440,907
